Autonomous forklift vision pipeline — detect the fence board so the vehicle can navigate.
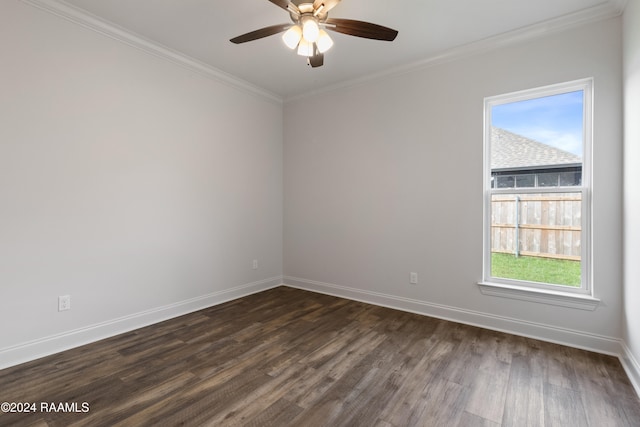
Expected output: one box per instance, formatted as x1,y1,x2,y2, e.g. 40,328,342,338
490,193,581,261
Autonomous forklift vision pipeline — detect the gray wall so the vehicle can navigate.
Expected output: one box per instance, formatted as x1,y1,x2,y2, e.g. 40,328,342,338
0,0,283,366
623,0,640,391
284,17,623,351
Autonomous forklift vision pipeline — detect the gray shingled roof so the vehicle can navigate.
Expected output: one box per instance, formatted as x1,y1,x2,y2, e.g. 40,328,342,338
491,127,582,171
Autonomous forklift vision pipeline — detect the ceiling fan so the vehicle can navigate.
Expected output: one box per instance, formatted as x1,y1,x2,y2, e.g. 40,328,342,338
230,0,398,68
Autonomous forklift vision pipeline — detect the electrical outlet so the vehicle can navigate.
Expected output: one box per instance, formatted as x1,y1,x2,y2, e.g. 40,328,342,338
58,295,71,311
410,272,418,285
252,259,258,269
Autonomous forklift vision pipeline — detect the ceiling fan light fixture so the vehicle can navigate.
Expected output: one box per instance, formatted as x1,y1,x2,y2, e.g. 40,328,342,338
297,39,314,56
316,29,334,53
230,0,400,68
301,16,320,43
282,25,302,49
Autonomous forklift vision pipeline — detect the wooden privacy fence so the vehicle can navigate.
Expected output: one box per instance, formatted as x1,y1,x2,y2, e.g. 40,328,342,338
491,193,581,261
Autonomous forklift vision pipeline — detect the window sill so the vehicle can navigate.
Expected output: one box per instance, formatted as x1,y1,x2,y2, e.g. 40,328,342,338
477,281,600,311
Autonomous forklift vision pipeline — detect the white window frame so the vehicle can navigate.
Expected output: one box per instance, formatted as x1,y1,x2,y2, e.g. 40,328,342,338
479,79,599,310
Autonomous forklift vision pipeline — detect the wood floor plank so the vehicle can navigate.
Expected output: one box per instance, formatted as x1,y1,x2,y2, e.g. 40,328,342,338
540,341,581,391
502,353,545,427
290,341,391,425
465,364,510,424
404,375,469,426
377,341,458,426
334,362,406,426
543,382,589,427
204,359,313,426
0,286,638,427
243,397,304,427
459,411,502,427
580,389,639,427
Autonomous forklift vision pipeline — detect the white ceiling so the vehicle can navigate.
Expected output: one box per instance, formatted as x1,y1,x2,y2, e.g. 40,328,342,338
53,0,623,100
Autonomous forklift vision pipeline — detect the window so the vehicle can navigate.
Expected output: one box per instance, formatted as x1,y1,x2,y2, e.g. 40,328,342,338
491,166,582,189
481,79,594,303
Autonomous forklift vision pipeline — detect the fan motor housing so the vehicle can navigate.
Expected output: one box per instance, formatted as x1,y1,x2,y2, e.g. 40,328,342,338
290,2,328,22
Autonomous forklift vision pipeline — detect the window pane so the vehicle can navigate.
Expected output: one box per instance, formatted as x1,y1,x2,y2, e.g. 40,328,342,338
560,171,581,186
490,91,583,189
496,175,515,188
490,193,582,287
515,174,535,188
485,86,589,288
537,172,559,187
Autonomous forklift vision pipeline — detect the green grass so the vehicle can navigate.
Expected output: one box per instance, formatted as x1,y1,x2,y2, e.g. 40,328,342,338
491,253,581,287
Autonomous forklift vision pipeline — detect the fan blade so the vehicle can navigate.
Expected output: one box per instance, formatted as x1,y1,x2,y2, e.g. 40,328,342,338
268,0,289,9
324,18,398,41
269,0,300,15
230,24,291,44
308,51,324,67
313,0,341,13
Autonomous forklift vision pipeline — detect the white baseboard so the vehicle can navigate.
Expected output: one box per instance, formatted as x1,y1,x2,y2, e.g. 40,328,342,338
620,342,640,398
283,276,625,357
0,276,283,370
4,275,638,399
286,276,640,398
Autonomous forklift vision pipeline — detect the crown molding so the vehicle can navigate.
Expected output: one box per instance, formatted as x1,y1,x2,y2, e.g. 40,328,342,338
285,0,626,103
19,0,283,105
19,0,625,105
611,0,630,13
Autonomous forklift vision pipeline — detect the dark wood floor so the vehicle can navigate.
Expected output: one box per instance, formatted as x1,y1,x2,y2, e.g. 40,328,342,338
1,287,639,426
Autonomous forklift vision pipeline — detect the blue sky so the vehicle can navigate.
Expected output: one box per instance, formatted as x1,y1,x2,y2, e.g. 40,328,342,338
491,90,584,156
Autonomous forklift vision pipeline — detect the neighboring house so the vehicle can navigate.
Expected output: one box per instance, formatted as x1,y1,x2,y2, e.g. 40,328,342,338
490,127,582,188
